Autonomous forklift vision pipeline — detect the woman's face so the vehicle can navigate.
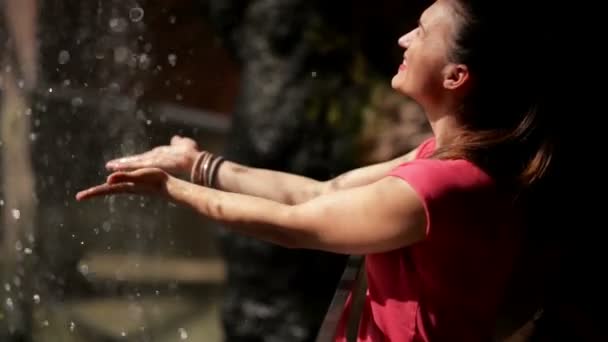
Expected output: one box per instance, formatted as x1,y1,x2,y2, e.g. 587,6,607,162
391,1,460,104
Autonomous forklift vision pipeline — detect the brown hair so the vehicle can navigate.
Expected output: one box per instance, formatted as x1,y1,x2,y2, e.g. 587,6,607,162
432,0,560,194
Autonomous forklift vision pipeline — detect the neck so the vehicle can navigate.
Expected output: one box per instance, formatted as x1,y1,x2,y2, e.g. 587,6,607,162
423,102,463,148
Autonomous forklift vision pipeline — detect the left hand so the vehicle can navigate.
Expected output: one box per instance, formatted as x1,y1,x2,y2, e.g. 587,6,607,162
76,168,171,201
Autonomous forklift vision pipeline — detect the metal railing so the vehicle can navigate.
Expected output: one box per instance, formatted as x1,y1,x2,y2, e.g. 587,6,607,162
316,255,367,342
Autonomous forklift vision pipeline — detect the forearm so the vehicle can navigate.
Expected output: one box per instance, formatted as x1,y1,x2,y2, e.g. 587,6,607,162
165,175,426,255
167,177,304,248
215,161,324,205
213,147,418,205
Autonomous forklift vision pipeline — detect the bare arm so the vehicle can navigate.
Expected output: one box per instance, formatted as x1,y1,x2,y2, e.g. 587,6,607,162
168,175,426,254
216,148,419,204
106,135,418,205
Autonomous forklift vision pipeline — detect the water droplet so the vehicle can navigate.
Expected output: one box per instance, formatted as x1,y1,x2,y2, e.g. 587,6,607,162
139,54,151,70
80,241,85,246
93,228,100,235
114,46,130,64
168,54,177,67
11,209,20,220
311,71,317,78
24,248,32,255
71,97,83,107
15,240,22,251
109,18,128,33
155,290,160,296
121,331,127,337
146,119,152,126
6,298,14,311
29,133,37,142
69,321,75,332
58,50,71,65
129,7,144,22
42,320,49,327
33,294,40,304
103,222,111,232
109,82,121,93
169,15,177,24
4,283,10,292
79,264,89,276
178,328,188,340
48,88,53,93
0,199,4,206
17,79,24,88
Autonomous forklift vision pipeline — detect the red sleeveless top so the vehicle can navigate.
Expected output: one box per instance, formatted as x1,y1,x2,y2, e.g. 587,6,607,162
335,137,522,341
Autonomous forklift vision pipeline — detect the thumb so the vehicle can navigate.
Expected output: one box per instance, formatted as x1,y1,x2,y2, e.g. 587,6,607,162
107,171,136,184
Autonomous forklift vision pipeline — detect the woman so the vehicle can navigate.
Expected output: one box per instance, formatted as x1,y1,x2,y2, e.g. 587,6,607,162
77,0,559,340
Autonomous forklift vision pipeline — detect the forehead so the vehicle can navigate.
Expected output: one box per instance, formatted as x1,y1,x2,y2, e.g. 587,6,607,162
420,1,456,30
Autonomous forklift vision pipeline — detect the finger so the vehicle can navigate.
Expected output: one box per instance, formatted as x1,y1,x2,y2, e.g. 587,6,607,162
170,135,183,145
107,171,144,184
75,182,136,201
107,168,164,184
106,151,154,171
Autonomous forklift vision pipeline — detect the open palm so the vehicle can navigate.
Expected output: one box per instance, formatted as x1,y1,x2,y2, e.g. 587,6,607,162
105,135,199,176
76,168,170,201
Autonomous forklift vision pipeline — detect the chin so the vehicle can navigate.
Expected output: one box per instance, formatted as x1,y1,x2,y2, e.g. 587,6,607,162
391,73,407,90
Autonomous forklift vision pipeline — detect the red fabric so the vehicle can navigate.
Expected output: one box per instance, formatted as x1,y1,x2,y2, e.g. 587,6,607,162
335,137,522,341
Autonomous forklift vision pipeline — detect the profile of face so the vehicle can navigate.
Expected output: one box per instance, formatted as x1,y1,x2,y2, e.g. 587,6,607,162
391,0,470,107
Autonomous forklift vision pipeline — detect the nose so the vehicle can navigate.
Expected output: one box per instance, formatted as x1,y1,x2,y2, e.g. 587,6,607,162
398,30,415,48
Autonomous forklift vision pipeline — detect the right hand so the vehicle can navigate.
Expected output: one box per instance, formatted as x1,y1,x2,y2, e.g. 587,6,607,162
105,135,200,177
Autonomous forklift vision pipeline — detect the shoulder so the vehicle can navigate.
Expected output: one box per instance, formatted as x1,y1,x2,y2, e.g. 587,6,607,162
390,157,493,195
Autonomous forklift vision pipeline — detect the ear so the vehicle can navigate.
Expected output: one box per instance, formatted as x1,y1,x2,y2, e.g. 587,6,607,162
443,64,469,90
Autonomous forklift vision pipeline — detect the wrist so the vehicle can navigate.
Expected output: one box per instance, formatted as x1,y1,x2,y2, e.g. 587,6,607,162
189,151,226,188
183,150,201,175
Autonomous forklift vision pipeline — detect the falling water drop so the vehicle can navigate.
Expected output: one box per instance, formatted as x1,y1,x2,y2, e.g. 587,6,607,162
79,263,89,276
33,294,40,304
109,18,128,33
69,321,75,332
129,7,144,22
71,97,84,107
178,328,188,340
58,50,71,65
168,54,177,67
12,209,20,220
6,298,14,311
